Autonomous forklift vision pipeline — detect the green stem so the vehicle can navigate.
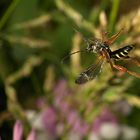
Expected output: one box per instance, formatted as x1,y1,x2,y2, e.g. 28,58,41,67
0,0,20,30
55,0,97,34
109,0,120,32
91,0,110,24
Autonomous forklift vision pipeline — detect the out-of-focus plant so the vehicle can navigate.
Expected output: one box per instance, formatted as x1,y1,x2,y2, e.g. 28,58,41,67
0,0,140,140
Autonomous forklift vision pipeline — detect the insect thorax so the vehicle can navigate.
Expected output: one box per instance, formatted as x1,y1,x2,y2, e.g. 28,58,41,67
86,38,110,53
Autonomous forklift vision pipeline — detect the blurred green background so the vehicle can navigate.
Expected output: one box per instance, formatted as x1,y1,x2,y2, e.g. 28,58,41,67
0,0,140,140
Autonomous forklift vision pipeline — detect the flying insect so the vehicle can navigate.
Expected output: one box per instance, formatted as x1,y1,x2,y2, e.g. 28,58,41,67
62,29,140,84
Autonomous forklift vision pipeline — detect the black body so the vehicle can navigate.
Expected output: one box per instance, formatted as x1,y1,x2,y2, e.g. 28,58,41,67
110,45,133,60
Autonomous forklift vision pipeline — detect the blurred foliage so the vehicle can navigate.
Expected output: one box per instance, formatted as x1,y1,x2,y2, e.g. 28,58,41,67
0,0,140,140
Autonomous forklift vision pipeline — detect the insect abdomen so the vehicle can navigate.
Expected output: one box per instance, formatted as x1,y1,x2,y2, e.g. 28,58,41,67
110,45,133,60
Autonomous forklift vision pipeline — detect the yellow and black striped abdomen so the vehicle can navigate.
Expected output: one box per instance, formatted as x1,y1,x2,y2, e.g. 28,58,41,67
110,45,133,60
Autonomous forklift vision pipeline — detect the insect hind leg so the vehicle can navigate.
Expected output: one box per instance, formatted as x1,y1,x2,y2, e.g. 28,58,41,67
113,64,140,79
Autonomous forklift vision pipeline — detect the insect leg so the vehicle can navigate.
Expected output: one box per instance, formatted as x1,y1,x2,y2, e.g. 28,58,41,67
113,64,140,79
102,49,114,71
125,57,140,67
104,28,124,46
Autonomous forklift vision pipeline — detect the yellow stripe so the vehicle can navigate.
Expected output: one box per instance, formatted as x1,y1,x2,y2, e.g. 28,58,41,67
116,54,121,58
124,50,128,53
120,52,126,56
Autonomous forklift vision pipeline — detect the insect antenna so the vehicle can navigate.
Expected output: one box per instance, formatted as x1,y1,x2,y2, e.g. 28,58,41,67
61,50,86,64
72,27,90,46
61,27,91,64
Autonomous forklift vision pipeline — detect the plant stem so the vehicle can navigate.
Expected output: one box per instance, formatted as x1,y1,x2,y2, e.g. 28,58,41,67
0,0,20,30
109,0,120,32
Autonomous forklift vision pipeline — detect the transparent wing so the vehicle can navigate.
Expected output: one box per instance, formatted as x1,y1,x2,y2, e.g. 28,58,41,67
75,56,105,84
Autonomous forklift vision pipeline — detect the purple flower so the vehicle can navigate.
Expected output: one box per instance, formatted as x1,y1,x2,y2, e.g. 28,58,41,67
67,111,78,126
73,117,82,132
53,79,90,136
27,129,37,140
54,95,62,107
93,109,118,133
73,118,89,136
53,79,71,114
13,120,23,140
41,107,57,135
53,79,70,97
114,99,132,115
80,122,89,135
59,102,70,114
67,111,89,136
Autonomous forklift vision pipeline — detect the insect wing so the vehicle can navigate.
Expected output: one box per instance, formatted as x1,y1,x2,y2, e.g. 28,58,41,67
75,57,104,84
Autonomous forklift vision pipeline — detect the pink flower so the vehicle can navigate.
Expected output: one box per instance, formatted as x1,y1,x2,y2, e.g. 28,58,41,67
93,109,118,134
67,111,89,136
67,111,78,126
13,120,23,140
27,129,37,140
41,107,57,135
13,120,37,140
54,79,70,97
114,99,132,115
73,118,89,136
59,102,70,114
80,122,89,135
